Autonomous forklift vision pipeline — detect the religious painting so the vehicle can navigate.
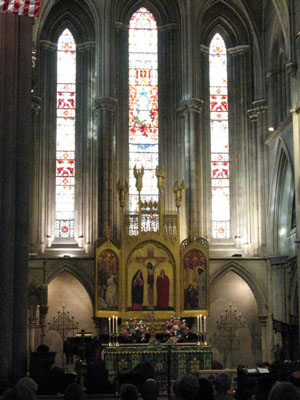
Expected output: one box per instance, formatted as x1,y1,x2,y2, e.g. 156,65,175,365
127,243,175,311
97,250,118,311
183,249,207,310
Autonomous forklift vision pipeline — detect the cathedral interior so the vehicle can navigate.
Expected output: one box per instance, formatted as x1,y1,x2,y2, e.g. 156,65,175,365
1,0,300,388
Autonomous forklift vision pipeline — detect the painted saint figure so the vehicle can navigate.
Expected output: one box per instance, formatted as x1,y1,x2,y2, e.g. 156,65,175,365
132,269,144,310
105,274,117,308
197,268,206,309
156,269,170,309
147,262,155,305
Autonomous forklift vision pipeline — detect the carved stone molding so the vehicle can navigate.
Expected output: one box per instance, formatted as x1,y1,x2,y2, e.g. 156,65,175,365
286,62,297,75
31,95,41,114
258,316,268,327
158,23,179,33
267,255,289,268
177,98,204,117
39,40,57,51
115,22,129,32
247,99,267,122
77,41,96,52
94,96,117,114
227,45,250,55
199,44,209,55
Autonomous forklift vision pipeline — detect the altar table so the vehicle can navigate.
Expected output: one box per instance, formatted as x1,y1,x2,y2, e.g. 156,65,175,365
104,343,212,381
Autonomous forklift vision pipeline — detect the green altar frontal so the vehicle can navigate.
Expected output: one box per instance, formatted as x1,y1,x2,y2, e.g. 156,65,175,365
104,343,212,381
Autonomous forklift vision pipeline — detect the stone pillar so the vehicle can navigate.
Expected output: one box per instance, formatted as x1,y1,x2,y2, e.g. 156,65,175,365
247,100,268,255
94,97,117,237
0,13,32,382
178,98,203,237
77,41,96,253
158,23,179,213
38,40,57,252
258,316,269,362
291,108,300,354
228,46,250,245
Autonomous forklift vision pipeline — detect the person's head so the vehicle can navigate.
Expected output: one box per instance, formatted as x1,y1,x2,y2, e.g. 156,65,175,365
197,268,204,276
64,383,84,400
147,263,153,270
198,378,214,400
215,373,232,393
141,379,159,400
3,386,37,400
120,384,139,400
16,377,38,393
160,269,165,276
174,374,199,400
290,372,300,390
268,382,300,400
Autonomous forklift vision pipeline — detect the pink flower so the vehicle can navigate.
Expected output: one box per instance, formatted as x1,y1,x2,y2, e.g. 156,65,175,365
174,320,178,324
168,321,172,327
133,321,137,326
170,328,174,333
180,324,185,329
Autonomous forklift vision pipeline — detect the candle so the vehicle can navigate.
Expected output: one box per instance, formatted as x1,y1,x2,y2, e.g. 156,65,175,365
200,314,202,333
112,316,115,334
109,317,111,335
204,316,207,333
116,316,118,335
197,315,200,332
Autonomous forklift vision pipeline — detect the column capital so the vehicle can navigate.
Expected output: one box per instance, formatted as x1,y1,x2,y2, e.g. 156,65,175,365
177,98,204,117
158,23,179,33
94,96,117,113
247,99,267,122
227,45,250,55
31,95,41,114
286,62,297,75
115,22,129,32
39,40,57,51
199,44,209,55
267,255,289,268
77,41,96,52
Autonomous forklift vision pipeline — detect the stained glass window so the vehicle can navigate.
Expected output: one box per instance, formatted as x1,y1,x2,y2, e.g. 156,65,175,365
129,7,159,215
209,33,230,238
56,29,76,238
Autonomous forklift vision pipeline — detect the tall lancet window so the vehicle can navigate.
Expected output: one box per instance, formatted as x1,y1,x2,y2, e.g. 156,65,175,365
128,7,159,215
209,33,230,238
56,29,76,238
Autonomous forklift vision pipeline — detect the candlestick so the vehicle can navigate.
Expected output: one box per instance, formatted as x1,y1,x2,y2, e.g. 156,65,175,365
109,317,111,335
200,314,202,333
116,316,118,335
197,315,200,332
113,316,115,334
204,316,207,333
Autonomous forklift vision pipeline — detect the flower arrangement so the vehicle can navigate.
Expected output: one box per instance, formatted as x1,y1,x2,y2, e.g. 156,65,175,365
165,316,190,337
122,319,148,342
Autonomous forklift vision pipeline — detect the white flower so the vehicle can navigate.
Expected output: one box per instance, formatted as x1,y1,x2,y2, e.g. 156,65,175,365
173,324,179,330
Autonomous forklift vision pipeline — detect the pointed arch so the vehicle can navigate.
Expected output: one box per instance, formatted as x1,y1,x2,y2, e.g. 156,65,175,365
269,139,294,254
210,261,267,316
46,260,94,306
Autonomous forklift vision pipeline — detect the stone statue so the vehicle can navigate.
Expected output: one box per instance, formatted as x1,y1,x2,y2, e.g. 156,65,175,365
133,165,144,192
173,180,185,208
116,179,128,208
155,165,166,193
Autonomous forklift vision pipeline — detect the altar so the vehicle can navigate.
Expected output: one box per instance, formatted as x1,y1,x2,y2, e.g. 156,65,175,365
104,343,212,381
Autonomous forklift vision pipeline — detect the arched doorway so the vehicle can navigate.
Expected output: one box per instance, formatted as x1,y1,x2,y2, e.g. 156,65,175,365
45,271,96,368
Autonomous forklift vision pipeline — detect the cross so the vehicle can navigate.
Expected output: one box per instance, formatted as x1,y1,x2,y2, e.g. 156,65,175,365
135,249,167,266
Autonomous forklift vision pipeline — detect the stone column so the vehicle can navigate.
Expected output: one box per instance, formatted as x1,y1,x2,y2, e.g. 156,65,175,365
77,41,96,253
0,13,32,382
247,100,268,255
258,316,269,362
38,40,57,251
94,97,117,237
178,98,203,237
30,94,41,254
291,108,300,355
158,23,179,213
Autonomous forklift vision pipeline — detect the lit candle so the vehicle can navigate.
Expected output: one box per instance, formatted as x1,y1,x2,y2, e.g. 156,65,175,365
204,316,207,333
116,316,118,335
112,316,115,334
200,314,202,333
109,317,111,335
197,315,200,332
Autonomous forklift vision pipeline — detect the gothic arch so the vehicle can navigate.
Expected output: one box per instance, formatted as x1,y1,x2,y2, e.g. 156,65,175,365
269,139,294,254
46,260,94,307
271,0,291,60
38,0,96,43
116,0,179,26
210,261,267,316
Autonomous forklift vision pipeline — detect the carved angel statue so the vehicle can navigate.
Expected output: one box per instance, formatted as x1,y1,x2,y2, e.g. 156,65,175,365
116,179,128,208
133,165,144,192
156,165,166,193
173,180,185,208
